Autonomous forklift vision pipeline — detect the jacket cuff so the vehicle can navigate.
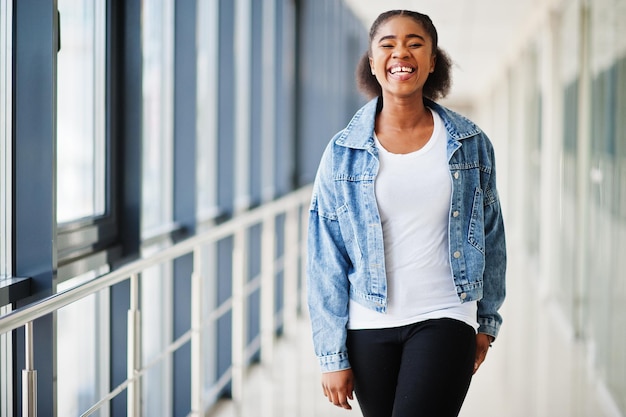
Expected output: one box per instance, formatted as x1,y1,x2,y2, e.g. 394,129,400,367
318,351,351,373
477,316,500,340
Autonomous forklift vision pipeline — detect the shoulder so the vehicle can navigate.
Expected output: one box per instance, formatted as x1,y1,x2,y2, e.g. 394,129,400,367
319,129,347,164
333,98,378,149
317,99,377,169
426,99,485,141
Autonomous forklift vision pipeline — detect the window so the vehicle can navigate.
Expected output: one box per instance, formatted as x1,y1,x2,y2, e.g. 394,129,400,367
56,271,110,416
55,0,124,285
140,1,175,413
196,0,219,222
558,0,580,322
588,0,626,412
55,2,111,414
142,0,174,235
56,0,106,224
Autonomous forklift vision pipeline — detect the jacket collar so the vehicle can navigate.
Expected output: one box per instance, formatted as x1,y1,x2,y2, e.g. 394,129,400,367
335,96,482,149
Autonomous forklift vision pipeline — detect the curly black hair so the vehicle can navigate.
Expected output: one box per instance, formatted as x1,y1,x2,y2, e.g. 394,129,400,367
356,10,452,101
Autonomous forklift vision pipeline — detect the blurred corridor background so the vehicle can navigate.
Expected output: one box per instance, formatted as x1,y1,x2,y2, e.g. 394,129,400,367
0,0,624,416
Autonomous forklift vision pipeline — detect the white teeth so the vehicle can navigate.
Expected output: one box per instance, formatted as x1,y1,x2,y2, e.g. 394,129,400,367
390,66,414,74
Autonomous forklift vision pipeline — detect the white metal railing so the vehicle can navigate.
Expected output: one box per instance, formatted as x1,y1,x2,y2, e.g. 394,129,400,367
0,185,312,417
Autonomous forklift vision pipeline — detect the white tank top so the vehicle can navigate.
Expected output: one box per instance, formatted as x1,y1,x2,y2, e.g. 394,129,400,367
347,109,478,331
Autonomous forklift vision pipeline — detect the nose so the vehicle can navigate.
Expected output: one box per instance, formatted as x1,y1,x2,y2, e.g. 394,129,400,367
392,44,409,59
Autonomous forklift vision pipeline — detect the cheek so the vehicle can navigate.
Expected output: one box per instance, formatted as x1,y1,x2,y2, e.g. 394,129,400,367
369,59,378,73
371,59,385,76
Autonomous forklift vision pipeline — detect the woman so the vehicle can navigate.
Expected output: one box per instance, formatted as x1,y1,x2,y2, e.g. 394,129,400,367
307,9,506,417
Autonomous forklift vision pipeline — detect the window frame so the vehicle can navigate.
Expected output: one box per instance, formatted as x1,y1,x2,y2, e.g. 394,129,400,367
55,0,123,286
0,0,11,282
1,2,14,413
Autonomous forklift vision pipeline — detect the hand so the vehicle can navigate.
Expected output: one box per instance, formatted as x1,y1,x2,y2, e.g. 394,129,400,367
473,333,493,374
321,368,354,410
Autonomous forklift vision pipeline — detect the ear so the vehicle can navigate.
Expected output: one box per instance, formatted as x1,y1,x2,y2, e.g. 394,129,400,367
430,54,436,73
369,56,375,75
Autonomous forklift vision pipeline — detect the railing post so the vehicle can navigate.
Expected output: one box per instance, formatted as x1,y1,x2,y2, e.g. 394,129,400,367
231,228,248,413
127,274,142,417
190,247,204,416
283,206,299,337
22,321,37,417
299,204,309,314
260,215,276,365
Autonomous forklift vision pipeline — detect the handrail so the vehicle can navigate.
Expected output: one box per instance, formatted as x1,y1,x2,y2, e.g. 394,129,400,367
0,184,313,417
0,185,312,334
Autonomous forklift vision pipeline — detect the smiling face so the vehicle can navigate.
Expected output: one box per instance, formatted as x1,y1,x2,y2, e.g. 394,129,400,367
369,15,436,100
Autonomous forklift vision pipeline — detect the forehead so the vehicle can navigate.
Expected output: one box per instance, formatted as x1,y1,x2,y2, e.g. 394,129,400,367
373,16,430,41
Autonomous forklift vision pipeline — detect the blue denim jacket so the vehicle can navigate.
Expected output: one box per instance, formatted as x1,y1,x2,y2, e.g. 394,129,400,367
307,97,506,372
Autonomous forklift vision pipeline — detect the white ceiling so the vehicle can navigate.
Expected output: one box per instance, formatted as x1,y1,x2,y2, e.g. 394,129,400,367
343,0,540,105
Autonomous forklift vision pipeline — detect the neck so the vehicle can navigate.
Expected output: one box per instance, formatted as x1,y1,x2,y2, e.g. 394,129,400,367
377,94,430,130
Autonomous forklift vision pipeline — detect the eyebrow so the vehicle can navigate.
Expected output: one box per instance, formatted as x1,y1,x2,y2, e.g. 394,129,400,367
377,33,426,43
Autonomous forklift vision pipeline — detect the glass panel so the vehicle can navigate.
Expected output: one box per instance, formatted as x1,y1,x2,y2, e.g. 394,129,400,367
216,1,235,212
142,0,174,234
588,0,626,412
614,48,626,417
524,47,541,257
558,0,580,322
0,306,12,417
196,0,219,222
141,260,173,417
56,0,106,223
140,0,175,413
57,272,109,417
0,0,11,281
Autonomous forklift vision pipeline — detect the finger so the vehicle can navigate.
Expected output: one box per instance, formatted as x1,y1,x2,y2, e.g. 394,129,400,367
323,386,336,404
328,390,337,404
473,359,483,374
473,348,488,374
336,393,352,410
326,388,350,409
322,384,329,399
473,358,481,374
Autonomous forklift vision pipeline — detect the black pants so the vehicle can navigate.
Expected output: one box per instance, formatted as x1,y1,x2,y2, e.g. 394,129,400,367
346,318,476,417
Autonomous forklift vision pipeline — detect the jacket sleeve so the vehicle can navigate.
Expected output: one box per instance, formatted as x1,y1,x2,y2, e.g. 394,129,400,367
306,142,353,372
477,139,507,340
